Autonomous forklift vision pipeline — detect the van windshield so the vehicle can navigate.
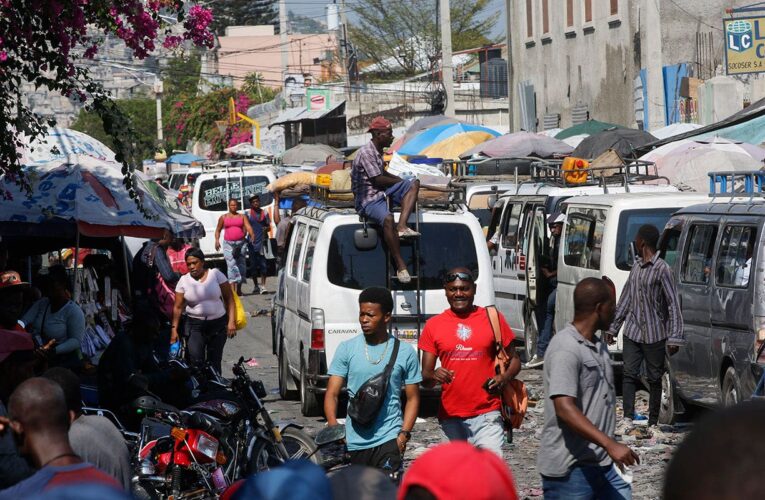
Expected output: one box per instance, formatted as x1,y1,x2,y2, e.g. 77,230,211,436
327,223,479,290
198,176,274,211
615,208,678,270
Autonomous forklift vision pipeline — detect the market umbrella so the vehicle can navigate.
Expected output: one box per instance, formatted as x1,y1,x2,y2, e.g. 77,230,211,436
223,143,272,158
555,120,623,140
389,115,462,152
651,147,763,192
651,123,702,140
572,128,657,160
641,136,765,164
19,127,117,165
459,131,573,159
166,152,204,165
282,144,343,166
0,155,205,239
398,123,500,159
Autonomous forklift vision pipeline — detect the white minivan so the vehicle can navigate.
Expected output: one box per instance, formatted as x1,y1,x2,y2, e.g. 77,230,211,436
554,192,710,363
272,204,494,416
191,163,278,261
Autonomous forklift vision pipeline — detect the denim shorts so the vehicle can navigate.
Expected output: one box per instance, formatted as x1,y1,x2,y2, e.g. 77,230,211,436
440,410,504,457
359,179,414,226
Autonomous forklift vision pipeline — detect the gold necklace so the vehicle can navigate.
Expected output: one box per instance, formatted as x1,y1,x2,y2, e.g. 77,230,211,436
365,338,390,365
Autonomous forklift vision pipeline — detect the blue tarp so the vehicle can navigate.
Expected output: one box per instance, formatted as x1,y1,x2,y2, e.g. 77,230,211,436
663,63,690,127
696,114,765,145
166,153,204,165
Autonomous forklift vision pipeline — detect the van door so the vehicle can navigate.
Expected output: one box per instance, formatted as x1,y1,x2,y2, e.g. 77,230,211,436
494,200,525,333
284,222,308,370
298,225,319,317
557,207,606,329
709,221,758,403
673,221,717,403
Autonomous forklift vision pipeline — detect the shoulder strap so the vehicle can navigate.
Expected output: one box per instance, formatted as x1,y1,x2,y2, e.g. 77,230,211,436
485,305,503,349
383,338,400,378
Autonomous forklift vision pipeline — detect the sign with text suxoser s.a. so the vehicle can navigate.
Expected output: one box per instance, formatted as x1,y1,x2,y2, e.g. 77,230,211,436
724,17,765,75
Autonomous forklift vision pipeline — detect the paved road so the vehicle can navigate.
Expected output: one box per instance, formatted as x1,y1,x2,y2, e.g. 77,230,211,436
223,280,684,499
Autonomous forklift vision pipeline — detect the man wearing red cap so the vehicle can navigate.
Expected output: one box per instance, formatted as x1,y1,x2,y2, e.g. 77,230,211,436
398,441,518,500
351,116,420,283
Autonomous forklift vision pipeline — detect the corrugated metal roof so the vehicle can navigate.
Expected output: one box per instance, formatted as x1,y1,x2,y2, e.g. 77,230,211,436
269,100,346,127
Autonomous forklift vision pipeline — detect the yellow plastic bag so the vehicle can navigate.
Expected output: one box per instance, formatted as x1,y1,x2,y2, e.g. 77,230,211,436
233,291,247,330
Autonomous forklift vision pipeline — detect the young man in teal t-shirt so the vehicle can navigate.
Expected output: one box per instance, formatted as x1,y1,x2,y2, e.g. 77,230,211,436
325,286,421,477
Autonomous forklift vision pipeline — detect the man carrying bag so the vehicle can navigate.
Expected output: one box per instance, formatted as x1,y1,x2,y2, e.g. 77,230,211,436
325,287,421,478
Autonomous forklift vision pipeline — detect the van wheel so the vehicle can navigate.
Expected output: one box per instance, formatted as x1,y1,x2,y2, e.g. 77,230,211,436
523,309,538,363
658,371,678,425
278,344,298,400
722,367,740,407
300,361,322,417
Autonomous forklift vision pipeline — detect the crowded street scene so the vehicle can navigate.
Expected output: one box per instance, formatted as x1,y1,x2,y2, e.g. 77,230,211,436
2,0,765,499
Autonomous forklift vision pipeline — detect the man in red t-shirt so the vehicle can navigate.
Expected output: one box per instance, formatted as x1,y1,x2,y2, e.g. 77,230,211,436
420,268,521,456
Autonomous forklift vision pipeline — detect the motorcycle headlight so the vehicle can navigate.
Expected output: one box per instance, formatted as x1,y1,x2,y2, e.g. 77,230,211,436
195,433,219,461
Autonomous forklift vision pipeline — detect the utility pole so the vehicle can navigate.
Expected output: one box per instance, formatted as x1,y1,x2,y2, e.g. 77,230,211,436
505,0,514,131
279,0,289,86
439,0,455,117
339,0,352,99
153,77,164,143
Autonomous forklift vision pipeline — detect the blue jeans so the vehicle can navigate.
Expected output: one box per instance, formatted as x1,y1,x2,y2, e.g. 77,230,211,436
359,179,414,226
440,410,504,457
537,288,556,358
542,465,632,500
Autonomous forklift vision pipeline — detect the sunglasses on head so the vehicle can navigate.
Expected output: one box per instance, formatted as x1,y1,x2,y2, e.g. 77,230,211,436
444,272,474,284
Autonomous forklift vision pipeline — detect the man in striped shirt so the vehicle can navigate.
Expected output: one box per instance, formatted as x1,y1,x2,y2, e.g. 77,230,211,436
605,224,683,427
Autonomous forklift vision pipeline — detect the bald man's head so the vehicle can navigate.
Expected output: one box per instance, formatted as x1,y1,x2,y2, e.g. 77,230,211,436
8,377,70,434
573,278,615,329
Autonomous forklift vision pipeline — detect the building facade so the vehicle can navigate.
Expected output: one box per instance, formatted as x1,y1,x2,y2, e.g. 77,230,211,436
508,0,756,132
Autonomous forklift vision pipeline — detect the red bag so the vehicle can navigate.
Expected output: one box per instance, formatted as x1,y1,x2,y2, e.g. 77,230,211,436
486,306,528,429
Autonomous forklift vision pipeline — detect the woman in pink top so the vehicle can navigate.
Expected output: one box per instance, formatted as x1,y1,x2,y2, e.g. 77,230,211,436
214,199,254,295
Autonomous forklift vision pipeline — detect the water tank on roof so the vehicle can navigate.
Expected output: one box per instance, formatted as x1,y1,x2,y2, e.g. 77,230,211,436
326,3,339,31
480,59,508,99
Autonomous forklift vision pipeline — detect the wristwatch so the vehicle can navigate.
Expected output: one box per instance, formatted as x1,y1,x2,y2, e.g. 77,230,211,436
399,430,412,440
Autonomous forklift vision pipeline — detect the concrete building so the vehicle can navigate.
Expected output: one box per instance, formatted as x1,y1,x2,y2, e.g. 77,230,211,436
214,25,339,90
507,0,756,132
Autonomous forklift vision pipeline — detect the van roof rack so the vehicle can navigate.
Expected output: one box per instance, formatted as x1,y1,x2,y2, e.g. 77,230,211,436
528,159,668,189
708,171,765,198
308,182,465,211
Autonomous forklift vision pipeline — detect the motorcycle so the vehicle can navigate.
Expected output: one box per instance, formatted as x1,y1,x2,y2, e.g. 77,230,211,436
129,356,320,498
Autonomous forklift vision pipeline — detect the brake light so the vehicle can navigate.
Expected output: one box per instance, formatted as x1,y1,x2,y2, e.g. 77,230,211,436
310,308,325,350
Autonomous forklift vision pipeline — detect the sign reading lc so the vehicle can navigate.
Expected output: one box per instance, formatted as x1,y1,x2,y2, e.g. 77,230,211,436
724,16,765,75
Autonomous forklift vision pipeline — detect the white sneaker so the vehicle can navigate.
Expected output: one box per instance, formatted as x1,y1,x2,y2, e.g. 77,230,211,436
525,355,544,368
397,269,412,283
259,287,269,294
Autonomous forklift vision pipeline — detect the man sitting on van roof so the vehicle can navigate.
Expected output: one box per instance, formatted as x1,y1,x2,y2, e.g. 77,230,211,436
351,117,420,284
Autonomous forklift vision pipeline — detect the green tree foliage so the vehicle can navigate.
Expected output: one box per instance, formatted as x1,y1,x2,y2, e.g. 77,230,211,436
348,0,496,77
210,0,278,36
163,54,202,103
70,98,159,162
288,10,326,34
164,73,277,158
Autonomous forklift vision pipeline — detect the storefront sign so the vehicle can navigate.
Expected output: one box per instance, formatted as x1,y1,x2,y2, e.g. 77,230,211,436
724,16,765,75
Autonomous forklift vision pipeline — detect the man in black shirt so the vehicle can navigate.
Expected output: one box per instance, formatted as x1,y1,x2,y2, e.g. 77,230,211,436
527,213,564,368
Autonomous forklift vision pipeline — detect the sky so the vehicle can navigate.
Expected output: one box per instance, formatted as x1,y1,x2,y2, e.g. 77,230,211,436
286,0,507,41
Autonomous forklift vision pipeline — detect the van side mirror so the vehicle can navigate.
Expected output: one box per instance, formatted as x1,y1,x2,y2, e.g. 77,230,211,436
487,194,498,209
354,227,378,250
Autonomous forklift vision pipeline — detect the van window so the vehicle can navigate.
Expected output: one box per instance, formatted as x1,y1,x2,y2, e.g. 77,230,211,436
468,193,495,230
519,203,542,256
486,200,505,241
198,176,274,211
170,174,185,190
563,208,606,269
290,223,307,278
615,208,678,270
327,223,479,290
659,217,684,268
681,224,717,284
716,225,757,288
501,203,522,248
302,227,319,282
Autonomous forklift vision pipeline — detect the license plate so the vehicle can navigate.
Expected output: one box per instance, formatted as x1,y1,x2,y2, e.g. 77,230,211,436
393,328,419,343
